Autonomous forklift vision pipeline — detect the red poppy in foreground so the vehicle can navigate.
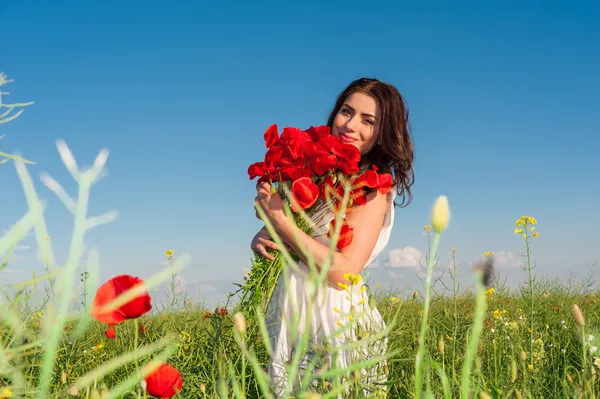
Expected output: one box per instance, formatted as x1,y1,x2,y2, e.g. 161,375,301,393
145,362,183,398
105,326,116,339
91,275,152,325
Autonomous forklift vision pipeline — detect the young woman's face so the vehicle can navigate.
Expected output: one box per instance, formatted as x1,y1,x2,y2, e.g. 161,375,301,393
331,92,380,154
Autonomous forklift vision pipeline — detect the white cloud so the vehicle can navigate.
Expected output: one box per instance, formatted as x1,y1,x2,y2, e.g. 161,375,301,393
493,251,522,268
386,247,424,268
469,251,521,269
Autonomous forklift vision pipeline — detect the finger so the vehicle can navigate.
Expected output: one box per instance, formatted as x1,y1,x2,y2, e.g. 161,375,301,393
260,237,280,251
256,188,270,199
258,182,271,191
257,244,275,260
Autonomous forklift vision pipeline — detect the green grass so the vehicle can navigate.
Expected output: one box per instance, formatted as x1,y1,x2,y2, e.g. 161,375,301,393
2,272,600,398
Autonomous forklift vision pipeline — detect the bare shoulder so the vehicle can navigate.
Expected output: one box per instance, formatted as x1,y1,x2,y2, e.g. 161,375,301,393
347,189,389,220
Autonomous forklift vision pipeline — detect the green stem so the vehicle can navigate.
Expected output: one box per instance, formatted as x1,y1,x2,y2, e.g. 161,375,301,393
414,233,440,398
460,274,487,399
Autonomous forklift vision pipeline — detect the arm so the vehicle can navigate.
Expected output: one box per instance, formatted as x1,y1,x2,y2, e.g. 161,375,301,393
272,189,388,289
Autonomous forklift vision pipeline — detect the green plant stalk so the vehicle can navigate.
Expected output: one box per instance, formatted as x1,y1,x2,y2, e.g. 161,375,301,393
37,174,91,399
414,232,441,399
460,272,487,399
525,234,534,374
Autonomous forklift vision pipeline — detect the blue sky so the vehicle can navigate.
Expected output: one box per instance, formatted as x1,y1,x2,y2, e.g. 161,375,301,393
2,1,599,306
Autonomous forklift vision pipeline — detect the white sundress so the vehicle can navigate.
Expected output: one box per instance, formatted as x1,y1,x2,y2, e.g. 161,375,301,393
265,189,396,398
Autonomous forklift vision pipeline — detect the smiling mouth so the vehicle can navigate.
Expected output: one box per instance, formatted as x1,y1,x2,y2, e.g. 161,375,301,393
340,133,357,142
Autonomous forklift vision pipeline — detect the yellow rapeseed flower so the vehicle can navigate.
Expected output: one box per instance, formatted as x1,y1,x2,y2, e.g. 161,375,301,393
343,273,362,285
165,249,173,260
484,251,494,257
337,282,349,291
0,387,12,398
424,225,432,232
333,307,341,313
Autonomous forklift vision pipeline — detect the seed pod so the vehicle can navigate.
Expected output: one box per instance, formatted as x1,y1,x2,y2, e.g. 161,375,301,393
511,358,517,382
438,335,445,354
573,304,585,327
368,295,376,309
233,312,246,334
431,195,450,233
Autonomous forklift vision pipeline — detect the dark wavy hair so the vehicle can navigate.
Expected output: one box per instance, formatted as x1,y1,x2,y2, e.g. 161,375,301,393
326,77,415,207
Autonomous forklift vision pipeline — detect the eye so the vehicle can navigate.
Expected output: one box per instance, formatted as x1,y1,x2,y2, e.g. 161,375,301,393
363,119,374,125
340,108,351,115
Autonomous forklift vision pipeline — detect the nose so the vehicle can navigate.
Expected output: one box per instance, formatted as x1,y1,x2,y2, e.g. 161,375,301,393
344,115,359,132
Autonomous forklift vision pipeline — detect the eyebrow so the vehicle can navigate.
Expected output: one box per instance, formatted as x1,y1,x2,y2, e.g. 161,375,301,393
342,103,377,120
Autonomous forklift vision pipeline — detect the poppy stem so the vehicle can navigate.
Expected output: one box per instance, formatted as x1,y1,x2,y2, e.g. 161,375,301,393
133,319,142,398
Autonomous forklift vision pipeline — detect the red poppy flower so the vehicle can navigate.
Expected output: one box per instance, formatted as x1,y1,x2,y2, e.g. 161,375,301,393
105,326,116,339
263,124,279,148
91,275,152,325
145,363,183,398
291,177,319,212
327,217,354,250
376,173,393,194
247,161,266,180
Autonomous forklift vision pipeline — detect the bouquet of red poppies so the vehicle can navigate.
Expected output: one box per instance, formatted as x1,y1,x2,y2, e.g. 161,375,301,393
232,124,393,318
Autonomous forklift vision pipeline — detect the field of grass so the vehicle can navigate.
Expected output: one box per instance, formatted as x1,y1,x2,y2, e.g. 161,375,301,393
2,73,600,398
2,252,600,399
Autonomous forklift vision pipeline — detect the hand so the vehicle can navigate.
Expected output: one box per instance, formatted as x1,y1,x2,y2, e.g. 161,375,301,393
254,182,287,228
250,226,281,260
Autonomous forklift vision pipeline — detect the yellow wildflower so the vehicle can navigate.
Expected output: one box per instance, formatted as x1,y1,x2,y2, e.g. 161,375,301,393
359,298,365,305
360,286,366,293
337,321,343,327
483,251,493,257
343,273,362,285
333,307,341,313
165,249,173,260
424,225,432,232
1,387,13,398
485,287,495,296
514,228,524,234
337,282,349,291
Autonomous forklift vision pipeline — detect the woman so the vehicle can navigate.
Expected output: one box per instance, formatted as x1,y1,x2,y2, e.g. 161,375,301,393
252,77,415,397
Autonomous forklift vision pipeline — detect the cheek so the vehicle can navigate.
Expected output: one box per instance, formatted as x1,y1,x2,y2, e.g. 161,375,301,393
331,115,343,136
